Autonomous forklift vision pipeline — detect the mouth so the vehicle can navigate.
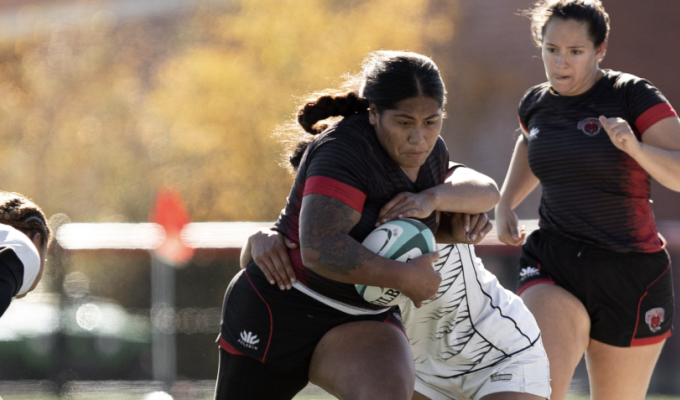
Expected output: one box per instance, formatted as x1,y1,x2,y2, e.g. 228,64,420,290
553,74,570,81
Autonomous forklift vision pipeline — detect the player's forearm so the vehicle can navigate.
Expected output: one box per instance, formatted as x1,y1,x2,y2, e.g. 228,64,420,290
497,137,540,211
628,144,680,192
423,169,500,214
299,194,411,289
300,230,410,289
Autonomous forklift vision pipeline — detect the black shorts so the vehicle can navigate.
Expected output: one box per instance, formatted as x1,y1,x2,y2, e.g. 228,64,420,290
216,262,404,398
517,228,674,348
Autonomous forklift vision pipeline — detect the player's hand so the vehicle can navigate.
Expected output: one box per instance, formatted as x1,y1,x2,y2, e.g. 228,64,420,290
494,205,525,246
242,228,297,290
447,212,493,244
600,116,641,155
376,191,436,226
397,251,441,308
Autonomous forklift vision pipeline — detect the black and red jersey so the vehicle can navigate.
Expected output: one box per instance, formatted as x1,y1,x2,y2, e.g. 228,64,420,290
274,112,450,312
519,70,678,253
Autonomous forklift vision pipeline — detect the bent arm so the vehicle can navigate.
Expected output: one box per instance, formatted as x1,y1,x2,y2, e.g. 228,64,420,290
495,135,540,246
424,166,500,214
299,194,440,304
497,136,540,211
634,117,680,191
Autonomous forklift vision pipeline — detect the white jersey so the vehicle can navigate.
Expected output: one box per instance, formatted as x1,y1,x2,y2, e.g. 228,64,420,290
0,224,41,296
401,243,542,379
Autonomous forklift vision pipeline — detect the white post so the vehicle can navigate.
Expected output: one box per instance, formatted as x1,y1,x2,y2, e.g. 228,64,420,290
151,254,176,384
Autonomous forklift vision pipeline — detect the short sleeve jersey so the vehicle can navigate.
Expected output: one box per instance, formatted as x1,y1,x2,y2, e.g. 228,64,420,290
519,70,678,252
274,112,450,311
0,224,41,317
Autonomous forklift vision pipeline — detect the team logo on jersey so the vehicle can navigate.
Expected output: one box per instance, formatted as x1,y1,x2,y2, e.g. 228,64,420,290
238,331,260,350
519,266,540,280
577,118,603,136
645,308,665,332
529,127,539,139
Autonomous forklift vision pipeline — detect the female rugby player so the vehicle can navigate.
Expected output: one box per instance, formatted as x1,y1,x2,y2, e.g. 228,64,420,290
0,192,51,318
215,51,501,400
495,1,680,399
241,109,551,400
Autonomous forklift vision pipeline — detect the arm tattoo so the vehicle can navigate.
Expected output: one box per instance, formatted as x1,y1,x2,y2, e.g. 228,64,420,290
300,194,376,276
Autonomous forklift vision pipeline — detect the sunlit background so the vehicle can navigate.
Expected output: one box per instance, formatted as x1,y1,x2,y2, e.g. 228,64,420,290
1,0,679,399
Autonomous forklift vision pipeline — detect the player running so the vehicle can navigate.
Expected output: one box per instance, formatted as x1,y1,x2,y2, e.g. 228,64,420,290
215,51,501,400
495,1,679,399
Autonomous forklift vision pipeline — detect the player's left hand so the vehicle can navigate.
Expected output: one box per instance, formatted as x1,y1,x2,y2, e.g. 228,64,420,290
448,212,492,244
376,191,436,226
600,115,641,155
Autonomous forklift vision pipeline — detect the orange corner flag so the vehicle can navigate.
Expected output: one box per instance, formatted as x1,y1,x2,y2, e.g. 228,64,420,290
150,188,194,265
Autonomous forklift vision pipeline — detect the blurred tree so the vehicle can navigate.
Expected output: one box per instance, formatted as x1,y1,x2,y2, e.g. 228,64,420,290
0,0,456,223
147,0,456,221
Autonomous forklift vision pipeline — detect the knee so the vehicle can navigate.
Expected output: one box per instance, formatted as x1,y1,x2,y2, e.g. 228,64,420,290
343,374,414,400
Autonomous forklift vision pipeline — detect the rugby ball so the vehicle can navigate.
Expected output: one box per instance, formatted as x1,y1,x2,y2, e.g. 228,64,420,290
356,218,436,306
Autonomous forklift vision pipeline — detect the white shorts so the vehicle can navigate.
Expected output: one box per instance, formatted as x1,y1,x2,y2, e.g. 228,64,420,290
414,338,551,400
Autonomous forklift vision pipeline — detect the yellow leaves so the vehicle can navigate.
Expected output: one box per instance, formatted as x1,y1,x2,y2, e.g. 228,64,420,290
0,0,457,223
145,0,455,221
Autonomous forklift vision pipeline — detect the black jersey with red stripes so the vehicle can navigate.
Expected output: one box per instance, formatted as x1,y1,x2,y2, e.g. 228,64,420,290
519,70,678,253
274,112,450,311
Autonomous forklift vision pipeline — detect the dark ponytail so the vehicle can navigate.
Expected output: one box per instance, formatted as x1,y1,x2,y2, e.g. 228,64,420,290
297,92,370,135
279,50,446,174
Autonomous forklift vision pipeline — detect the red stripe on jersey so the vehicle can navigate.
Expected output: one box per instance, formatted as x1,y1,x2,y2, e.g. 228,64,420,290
518,116,529,133
635,103,678,135
303,176,366,213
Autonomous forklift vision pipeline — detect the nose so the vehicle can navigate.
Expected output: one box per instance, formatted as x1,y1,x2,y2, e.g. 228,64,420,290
556,54,567,69
408,125,426,145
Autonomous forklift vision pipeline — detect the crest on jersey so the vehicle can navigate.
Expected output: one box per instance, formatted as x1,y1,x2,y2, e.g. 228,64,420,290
577,118,603,136
645,307,665,332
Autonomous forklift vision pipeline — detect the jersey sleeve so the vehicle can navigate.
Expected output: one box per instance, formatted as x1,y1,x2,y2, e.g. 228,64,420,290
518,85,543,143
303,133,371,214
0,247,23,317
618,74,678,136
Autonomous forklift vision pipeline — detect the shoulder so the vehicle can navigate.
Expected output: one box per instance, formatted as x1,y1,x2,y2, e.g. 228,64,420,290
0,224,40,296
519,82,550,114
605,70,646,90
309,113,374,152
520,82,550,104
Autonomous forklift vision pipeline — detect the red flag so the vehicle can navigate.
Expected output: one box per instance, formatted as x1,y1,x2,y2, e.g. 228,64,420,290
150,188,194,265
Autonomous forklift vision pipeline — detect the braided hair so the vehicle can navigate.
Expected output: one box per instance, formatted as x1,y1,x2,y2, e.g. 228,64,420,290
280,51,446,173
0,192,51,249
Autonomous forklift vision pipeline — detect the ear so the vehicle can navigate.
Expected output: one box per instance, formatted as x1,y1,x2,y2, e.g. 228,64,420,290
368,103,379,126
29,232,42,250
596,40,607,61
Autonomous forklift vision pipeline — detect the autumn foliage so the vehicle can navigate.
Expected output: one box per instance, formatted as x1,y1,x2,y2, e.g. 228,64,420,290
0,0,455,223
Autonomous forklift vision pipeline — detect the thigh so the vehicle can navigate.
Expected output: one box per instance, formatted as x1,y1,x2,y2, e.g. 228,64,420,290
309,320,415,400
214,348,308,400
585,338,665,400
520,283,590,400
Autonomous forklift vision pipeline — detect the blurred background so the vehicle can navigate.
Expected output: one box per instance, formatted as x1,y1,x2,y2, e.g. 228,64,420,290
0,0,679,399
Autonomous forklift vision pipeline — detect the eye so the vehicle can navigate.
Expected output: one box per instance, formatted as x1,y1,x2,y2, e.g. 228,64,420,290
571,49,582,55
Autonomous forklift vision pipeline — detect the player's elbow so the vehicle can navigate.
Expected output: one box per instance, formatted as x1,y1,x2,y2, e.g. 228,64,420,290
474,180,501,212
299,243,321,270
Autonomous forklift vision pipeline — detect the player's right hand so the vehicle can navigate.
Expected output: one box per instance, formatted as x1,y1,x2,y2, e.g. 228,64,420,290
494,205,525,246
398,251,441,308
244,228,297,290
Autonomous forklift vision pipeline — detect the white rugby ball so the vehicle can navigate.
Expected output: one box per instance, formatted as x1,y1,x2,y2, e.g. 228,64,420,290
356,218,436,306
